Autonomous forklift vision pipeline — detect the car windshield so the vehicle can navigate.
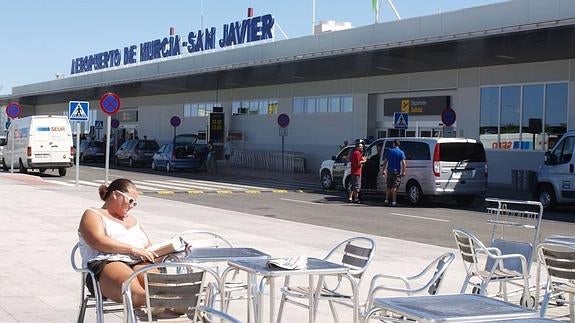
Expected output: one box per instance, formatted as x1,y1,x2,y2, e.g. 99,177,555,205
137,140,159,150
174,134,199,145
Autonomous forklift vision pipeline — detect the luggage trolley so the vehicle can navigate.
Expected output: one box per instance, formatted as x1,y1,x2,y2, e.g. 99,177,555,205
484,198,544,308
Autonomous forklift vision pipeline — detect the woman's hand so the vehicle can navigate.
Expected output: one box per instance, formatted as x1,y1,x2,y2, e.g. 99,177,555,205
131,247,157,262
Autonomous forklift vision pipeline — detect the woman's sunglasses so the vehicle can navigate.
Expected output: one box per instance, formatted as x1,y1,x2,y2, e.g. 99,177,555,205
115,190,138,207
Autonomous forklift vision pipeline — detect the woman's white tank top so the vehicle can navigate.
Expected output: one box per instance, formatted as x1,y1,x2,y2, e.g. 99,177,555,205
78,208,148,267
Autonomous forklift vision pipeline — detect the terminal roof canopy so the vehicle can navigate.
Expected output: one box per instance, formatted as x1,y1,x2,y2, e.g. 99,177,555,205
5,1,575,105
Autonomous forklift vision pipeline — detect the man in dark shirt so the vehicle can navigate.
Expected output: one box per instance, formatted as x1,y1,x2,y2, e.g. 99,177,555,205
381,139,406,206
348,140,367,203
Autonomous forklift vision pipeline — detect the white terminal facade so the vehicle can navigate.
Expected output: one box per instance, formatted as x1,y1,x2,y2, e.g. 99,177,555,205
1,0,575,186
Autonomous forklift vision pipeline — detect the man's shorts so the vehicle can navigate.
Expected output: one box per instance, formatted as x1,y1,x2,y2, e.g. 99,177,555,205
350,174,361,192
386,171,402,189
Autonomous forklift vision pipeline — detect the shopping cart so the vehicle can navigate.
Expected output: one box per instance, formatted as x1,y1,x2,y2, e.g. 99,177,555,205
483,198,544,308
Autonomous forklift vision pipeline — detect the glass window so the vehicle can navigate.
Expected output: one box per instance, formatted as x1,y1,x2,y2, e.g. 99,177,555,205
500,85,521,135
317,97,328,113
329,97,341,112
439,143,486,162
545,83,568,149
480,87,499,135
249,101,259,115
522,84,544,133
305,98,316,113
293,98,305,114
341,96,353,112
232,101,241,114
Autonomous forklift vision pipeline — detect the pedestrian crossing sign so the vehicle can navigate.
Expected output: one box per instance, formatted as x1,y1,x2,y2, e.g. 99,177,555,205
69,101,89,121
394,112,408,129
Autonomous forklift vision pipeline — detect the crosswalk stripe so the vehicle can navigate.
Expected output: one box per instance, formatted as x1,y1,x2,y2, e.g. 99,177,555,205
143,180,219,191
94,179,166,191
45,179,76,187
171,179,266,190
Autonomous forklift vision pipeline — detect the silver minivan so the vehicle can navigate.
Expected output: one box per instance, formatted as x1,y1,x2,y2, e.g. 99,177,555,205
343,137,488,205
535,130,575,210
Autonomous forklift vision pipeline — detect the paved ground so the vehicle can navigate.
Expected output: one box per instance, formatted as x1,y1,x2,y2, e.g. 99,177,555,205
0,171,569,322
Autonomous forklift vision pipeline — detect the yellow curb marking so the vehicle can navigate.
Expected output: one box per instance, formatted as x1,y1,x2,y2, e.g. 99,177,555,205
272,190,288,193
245,190,261,194
187,190,204,194
217,190,233,194
158,191,174,195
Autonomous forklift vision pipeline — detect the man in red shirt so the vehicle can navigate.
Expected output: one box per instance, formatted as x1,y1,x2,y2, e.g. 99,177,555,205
348,140,367,203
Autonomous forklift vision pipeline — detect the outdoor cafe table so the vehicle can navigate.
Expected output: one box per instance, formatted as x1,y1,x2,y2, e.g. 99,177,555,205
181,247,270,262
224,257,358,323
364,294,538,322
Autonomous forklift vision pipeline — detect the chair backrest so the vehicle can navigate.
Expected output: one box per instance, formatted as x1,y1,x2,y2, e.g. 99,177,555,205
122,262,223,323
427,252,456,295
173,230,234,249
324,237,376,279
538,242,575,281
453,229,486,272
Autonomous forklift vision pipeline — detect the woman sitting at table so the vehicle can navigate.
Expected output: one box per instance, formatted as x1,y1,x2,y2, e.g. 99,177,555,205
77,178,156,306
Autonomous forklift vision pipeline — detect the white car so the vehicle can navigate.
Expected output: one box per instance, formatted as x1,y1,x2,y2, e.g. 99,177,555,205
319,145,355,189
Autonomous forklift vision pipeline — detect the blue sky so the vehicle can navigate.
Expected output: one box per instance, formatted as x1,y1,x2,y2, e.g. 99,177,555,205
0,0,506,95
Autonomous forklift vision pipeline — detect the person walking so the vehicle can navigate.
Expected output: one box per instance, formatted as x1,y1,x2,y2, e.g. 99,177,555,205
381,139,406,206
348,140,367,203
206,141,217,173
223,138,233,169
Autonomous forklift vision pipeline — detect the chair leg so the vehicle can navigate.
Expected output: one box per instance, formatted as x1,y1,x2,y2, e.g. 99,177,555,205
76,297,88,323
276,292,287,323
328,300,340,323
569,292,574,323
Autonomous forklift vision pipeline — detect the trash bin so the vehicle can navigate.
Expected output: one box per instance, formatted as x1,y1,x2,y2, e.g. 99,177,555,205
512,169,536,191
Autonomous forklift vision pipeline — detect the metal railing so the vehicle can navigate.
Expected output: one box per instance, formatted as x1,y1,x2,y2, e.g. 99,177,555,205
229,149,305,173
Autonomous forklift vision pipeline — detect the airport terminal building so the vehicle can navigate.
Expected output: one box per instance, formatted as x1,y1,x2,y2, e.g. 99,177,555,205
2,0,575,185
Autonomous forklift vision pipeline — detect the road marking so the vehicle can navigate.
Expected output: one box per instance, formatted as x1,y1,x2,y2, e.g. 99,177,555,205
390,212,450,222
280,198,323,205
273,190,288,193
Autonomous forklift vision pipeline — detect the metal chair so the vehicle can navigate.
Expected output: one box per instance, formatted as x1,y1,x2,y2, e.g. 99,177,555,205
171,230,249,312
196,305,242,323
537,242,575,323
363,252,455,321
122,262,224,323
276,236,376,323
453,229,532,307
70,242,124,323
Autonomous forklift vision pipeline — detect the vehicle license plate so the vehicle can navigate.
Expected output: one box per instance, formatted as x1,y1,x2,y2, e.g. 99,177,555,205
35,154,50,158
453,169,473,178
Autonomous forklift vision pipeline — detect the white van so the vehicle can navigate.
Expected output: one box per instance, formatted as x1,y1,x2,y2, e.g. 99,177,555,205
1,115,74,176
535,130,575,210
343,137,488,205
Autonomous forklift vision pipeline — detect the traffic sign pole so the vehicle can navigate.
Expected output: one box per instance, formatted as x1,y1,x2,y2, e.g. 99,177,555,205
105,116,111,185
10,125,14,173
75,122,81,186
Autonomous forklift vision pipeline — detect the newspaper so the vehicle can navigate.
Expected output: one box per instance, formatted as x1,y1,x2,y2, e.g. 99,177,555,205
267,256,307,270
147,237,186,257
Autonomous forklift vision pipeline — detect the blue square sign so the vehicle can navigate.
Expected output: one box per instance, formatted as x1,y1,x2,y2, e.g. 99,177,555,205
69,101,89,121
394,112,408,129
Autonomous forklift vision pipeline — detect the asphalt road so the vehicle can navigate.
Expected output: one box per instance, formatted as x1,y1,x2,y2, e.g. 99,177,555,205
6,163,575,249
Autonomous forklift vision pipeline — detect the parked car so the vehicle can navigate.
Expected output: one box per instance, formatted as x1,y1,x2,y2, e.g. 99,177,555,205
0,135,6,163
341,137,488,206
114,139,159,167
318,145,355,189
152,143,204,172
535,129,575,210
78,140,106,162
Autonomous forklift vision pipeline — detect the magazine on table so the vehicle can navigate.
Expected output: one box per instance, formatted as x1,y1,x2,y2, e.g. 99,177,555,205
266,256,307,270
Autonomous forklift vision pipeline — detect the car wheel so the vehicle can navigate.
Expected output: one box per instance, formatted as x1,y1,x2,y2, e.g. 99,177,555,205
58,168,67,177
19,159,27,174
166,162,172,172
406,181,423,206
537,184,557,210
321,170,335,189
151,161,157,171
455,195,475,206
128,157,134,168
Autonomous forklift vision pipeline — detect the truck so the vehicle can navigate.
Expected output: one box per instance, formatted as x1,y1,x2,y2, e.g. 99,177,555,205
1,115,74,176
535,130,575,210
